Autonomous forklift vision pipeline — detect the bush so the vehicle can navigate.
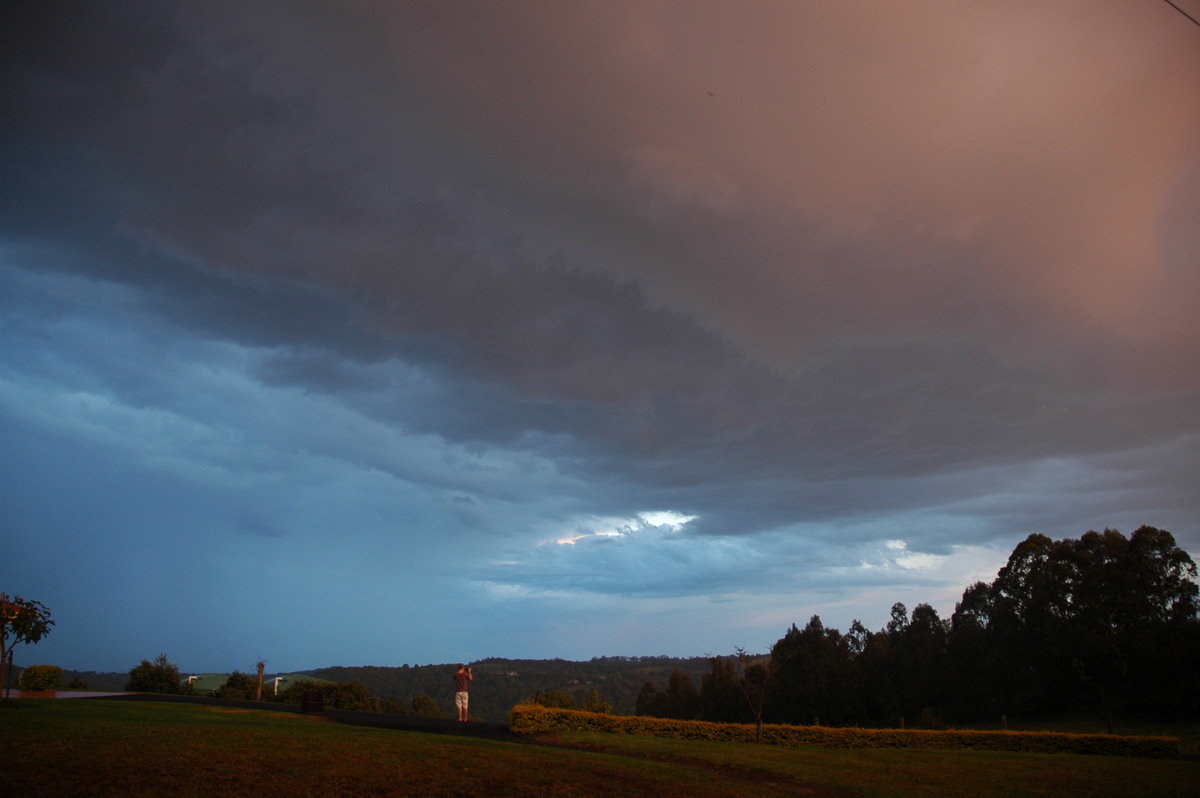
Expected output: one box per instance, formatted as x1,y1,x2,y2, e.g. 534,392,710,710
217,671,258,700
125,654,184,694
19,665,62,690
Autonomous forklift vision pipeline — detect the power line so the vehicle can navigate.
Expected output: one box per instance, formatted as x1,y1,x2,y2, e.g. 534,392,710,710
1161,0,1200,29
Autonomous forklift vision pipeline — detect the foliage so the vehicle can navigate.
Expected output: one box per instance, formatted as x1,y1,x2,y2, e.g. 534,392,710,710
687,526,1200,728
534,689,577,709
699,656,750,723
581,687,612,713
636,668,700,719
411,693,443,718
18,664,62,690
0,593,54,697
328,679,380,712
125,654,185,694
509,704,1181,758
217,670,258,700
277,679,330,705
969,526,1199,716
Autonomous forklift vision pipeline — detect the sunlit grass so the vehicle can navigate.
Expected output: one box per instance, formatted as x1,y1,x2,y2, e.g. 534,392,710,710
3,699,1197,797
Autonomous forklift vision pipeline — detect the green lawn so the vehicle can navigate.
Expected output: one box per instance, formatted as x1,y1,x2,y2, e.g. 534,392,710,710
3,699,1197,797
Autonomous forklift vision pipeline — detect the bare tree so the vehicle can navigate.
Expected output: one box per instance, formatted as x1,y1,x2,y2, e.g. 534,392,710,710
734,647,774,742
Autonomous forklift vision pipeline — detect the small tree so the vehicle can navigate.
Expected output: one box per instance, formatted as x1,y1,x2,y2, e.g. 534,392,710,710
581,687,612,714
735,647,774,743
218,670,258,700
1,593,55,699
125,654,183,694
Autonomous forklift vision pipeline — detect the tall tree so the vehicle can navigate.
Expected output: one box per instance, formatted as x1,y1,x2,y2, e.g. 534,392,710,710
985,527,1198,714
989,534,1078,711
699,656,749,723
634,680,667,717
769,615,856,726
949,581,1002,719
663,668,700,720
0,593,54,698
894,603,949,725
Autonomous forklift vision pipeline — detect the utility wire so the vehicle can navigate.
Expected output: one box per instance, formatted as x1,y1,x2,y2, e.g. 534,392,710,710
1162,0,1200,29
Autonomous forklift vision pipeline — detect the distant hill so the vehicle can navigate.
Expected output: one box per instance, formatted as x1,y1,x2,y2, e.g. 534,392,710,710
52,656,726,722
303,656,717,721
54,670,128,691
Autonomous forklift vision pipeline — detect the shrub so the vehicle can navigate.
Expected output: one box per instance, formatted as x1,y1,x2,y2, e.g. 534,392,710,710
217,671,258,700
125,654,183,694
19,665,62,690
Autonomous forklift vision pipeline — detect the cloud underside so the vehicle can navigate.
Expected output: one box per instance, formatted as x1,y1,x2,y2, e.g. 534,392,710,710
1,1,1197,666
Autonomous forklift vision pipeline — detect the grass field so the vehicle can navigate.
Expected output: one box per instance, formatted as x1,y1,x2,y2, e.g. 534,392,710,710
3,699,1197,797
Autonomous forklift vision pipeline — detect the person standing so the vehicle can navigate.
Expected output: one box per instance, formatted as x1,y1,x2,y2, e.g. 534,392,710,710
453,663,473,721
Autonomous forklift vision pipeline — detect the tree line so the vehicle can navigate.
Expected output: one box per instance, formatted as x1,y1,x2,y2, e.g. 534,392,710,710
102,653,711,722
634,526,1199,728
26,524,1198,727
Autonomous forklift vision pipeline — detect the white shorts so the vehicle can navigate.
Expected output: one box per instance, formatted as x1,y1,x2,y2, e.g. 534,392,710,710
455,691,469,709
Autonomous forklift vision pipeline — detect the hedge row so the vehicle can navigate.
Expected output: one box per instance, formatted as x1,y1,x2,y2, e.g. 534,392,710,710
508,704,1179,759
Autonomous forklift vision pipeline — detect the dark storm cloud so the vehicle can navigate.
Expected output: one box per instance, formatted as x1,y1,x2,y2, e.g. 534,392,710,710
2,1,1197,669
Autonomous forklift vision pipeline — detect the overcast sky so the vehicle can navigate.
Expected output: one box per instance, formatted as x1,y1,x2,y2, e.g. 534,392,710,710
3,1,1198,675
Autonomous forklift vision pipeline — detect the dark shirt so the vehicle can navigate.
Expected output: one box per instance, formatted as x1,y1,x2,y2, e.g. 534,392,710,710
454,671,470,692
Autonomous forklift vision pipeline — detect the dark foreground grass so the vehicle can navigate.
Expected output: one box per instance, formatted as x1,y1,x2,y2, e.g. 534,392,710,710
3,699,1197,798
